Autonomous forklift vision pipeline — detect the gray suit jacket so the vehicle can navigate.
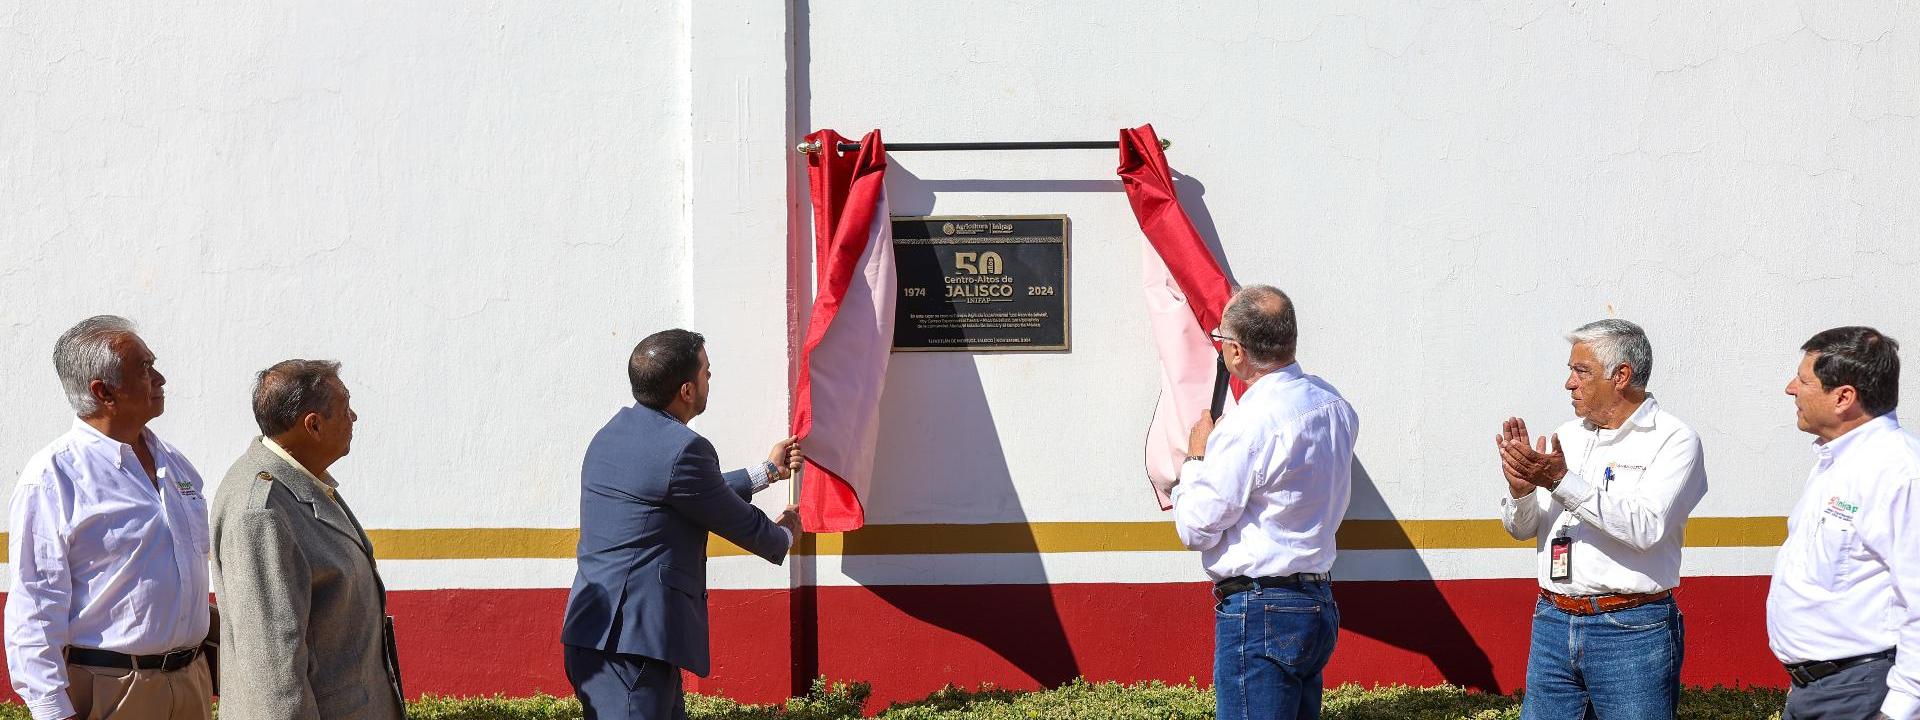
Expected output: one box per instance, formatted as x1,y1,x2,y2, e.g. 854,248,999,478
210,439,403,720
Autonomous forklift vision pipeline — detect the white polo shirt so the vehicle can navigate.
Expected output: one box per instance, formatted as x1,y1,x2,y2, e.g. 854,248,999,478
6,420,211,720
1767,413,1920,720
1171,363,1359,582
1500,396,1709,595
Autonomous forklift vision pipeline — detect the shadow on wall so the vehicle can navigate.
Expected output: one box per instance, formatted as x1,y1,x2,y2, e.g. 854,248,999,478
1176,168,1498,689
1338,458,1501,692
821,163,1080,688
840,159,1501,692
837,351,1083,688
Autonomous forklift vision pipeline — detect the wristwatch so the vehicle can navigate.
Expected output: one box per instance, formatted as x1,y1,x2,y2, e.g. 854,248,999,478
1185,455,1205,463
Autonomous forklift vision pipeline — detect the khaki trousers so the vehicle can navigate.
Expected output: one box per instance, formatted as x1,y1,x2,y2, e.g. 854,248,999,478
64,655,212,720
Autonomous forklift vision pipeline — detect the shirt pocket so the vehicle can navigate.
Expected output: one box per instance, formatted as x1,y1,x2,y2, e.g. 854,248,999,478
1808,513,1858,584
184,495,211,557
1600,461,1648,491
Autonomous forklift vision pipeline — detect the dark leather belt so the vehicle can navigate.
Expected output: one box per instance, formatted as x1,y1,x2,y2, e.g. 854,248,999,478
1785,649,1895,688
1213,572,1331,600
67,646,199,672
1541,589,1671,616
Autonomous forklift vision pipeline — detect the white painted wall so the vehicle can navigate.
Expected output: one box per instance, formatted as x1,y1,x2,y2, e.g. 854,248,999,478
6,1,1919,588
1,2,695,531
807,0,1920,531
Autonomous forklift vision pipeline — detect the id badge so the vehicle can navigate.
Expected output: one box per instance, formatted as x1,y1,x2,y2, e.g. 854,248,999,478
1550,536,1573,582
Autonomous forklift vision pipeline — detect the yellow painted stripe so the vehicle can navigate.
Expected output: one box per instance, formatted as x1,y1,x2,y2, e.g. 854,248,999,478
1337,519,1534,550
0,518,1789,562
1679,516,1788,547
367,528,579,560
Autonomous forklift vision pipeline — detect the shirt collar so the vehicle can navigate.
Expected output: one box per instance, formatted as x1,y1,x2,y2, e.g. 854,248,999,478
1252,362,1306,389
68,417,153,470
1622,395,1659,430
1814,412,1900,464
1582,395,1659,433
260,436,338,489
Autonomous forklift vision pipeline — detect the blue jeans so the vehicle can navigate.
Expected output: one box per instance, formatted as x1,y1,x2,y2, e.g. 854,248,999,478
1214,580,1340,720
1521,595,1684,720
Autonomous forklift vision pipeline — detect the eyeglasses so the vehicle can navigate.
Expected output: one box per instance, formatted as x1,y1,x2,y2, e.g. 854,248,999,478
1209,331,1240,345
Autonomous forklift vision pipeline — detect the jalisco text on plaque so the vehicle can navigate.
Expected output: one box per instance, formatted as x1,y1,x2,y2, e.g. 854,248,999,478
891,215,1070,352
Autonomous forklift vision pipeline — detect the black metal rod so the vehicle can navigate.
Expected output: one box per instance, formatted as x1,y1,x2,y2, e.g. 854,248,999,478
797,138,1169,154
845,140,1119,152
1210,354,1229,421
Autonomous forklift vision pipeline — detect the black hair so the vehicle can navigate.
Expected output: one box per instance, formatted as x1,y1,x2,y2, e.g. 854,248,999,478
1801,326,1900,417
630,329,706,409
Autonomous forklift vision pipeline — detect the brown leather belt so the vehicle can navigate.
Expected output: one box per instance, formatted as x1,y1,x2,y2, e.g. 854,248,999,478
1541,589,1671,616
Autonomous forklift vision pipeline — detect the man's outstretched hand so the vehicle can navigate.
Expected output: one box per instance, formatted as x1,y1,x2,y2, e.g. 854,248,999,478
1496,417,1568,491
776,504,802,536
768,436,804,480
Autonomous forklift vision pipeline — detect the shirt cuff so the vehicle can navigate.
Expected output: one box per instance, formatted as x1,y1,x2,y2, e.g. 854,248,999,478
1178,459,1204,484
747,462,773,494
1549,471,1593,511
28,691,76,720
1170,460,1204,504
1881,689,1919,720
1500,488,1536,507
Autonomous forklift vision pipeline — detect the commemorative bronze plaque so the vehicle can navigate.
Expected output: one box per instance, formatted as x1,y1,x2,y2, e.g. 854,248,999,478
891,215,1070,352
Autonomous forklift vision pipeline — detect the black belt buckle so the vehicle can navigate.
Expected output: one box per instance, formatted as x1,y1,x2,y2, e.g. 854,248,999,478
1785,649,1895,688
1212,577,1253,600
1786,661,1833,688
159,646,197,671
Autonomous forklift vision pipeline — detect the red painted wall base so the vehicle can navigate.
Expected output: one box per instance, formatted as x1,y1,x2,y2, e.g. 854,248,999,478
1,577,1783,710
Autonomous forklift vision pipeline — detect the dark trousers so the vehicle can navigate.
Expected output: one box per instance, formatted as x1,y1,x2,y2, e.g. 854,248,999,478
563,644,685,720
1783,656,1893,720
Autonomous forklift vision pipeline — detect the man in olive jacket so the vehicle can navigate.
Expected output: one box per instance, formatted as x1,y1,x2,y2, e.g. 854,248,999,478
211,360,402,720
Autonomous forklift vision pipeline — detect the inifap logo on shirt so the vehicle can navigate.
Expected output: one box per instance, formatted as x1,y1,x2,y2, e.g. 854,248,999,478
162,467,199,499
1823,496,1858,523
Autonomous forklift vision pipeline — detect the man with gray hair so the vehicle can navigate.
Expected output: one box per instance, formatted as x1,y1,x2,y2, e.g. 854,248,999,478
1152,285,1358,720
6,316,215,720
1496,318,1708,720
210,360,403,720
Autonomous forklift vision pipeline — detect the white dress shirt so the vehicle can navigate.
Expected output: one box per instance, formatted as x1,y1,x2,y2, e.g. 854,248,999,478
6,420,211,720
1171,363,1359,582
1767,414,1920,720
1500,396,1708,595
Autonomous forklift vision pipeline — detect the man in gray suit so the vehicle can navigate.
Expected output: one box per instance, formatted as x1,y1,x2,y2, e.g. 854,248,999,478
562,329,800,720
211,360,402,720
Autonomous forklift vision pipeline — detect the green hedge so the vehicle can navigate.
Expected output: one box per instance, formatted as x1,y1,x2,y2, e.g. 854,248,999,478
396,679,1790,720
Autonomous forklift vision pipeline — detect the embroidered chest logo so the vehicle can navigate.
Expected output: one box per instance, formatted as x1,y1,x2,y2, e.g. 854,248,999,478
174,478,199,499
1824,496,1859,523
